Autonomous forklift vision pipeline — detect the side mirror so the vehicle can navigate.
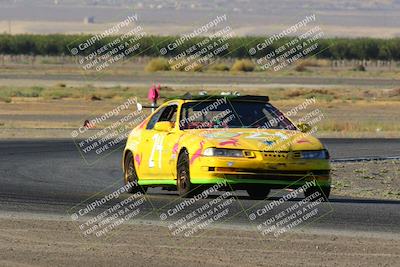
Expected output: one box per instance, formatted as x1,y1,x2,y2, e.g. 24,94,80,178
297,122,312,133
154,121,173,132
136,102,143,111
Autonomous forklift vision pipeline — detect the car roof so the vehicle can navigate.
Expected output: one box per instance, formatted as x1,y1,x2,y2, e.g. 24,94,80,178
166,94,269,103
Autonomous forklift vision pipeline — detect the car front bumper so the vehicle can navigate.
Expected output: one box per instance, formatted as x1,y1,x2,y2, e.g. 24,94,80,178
190,156,331,189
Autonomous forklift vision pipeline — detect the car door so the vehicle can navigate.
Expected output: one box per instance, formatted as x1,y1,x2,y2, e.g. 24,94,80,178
139,104,179,180
136,106,165,180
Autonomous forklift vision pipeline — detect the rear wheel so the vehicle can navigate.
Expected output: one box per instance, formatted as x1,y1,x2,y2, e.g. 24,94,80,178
247,187,271,200
304,186,330,201
177,151,194,197
124,152,147,194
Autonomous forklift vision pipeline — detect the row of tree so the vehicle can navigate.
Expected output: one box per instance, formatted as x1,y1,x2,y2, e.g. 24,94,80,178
0,34,399,60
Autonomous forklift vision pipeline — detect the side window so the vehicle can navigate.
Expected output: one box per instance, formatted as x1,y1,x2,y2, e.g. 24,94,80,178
146,105,178,130
158,105,177,125
146,107,165,130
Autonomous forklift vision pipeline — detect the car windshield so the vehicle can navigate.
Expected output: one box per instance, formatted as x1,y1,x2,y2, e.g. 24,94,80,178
179,100,295,130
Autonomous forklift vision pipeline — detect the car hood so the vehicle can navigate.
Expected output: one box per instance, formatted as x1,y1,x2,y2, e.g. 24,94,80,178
186,128,324,151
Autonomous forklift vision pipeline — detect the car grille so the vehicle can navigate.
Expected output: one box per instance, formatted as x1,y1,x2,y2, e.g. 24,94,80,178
262,151,304,159
263,151,289,158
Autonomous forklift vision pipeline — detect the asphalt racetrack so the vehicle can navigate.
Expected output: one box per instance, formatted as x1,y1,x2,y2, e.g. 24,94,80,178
0,138,399,235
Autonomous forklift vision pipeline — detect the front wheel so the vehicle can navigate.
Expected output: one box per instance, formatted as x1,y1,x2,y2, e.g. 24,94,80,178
247,187,271,200
124,152,147,194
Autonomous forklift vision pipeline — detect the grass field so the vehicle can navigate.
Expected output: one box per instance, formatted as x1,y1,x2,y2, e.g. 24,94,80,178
0,85,399,138
0,58,399,138
1,57,400,79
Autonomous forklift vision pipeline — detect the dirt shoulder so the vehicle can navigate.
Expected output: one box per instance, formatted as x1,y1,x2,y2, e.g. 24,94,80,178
1,97,400,139
331,160,400,200
0,215,399,267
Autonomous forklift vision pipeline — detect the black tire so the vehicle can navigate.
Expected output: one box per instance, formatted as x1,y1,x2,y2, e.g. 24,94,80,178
124,152,147,194
247,187,271,200
304,186,330,201
176,151,194,197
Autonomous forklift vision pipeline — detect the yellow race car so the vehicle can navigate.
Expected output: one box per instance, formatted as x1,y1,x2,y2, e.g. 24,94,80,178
122,94,331,200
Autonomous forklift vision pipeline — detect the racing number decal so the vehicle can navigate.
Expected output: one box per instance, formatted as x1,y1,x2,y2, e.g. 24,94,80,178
149,134,164,168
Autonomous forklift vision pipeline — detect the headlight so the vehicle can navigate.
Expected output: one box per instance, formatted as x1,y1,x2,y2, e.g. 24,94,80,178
203,148,244,157
300,150,329,159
